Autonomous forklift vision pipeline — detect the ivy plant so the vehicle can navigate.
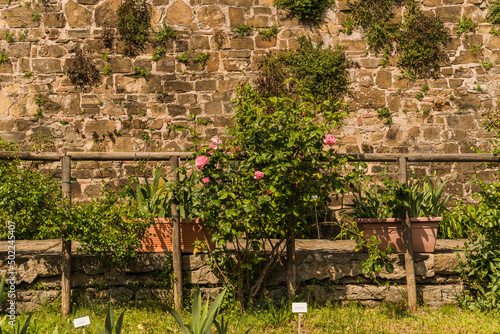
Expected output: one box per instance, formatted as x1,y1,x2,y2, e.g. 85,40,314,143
258,36,353,105
487,1,500,24
66,49,100,88
117,0,151,56
274,0,334,23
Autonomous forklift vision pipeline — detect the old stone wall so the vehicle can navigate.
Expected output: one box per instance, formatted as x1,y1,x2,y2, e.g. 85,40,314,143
0,0,498,199
1,239,463,312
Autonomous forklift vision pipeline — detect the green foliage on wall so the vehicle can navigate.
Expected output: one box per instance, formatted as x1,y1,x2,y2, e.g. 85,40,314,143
117,0,151,56
487,1,500,24
257,36,353,105
274,0,334,23
343,0,448,80
65,49,100,88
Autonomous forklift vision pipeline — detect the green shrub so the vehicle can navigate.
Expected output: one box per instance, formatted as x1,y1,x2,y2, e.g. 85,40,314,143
132,66,150,79
457,16,476,36
153,22,177,45
117,0,151,56
193,52,210,66
274,0,334,23
487,1,500,24
66,49,101,88
0,53,8,64
456,180,500,311
0,139,64,240
232,24,253,37
377,106,392,126
259,25,278,40
257,36,353,103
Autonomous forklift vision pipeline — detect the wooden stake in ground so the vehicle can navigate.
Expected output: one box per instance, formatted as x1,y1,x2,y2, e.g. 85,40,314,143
398,157,417,312
286,229,296,299
170,157,182,311
61,155,72,317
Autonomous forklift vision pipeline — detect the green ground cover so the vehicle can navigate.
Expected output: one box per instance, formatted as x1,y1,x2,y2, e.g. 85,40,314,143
4,301,500,333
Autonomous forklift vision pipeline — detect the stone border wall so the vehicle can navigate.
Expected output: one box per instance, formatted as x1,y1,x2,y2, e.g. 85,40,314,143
2,239,464,312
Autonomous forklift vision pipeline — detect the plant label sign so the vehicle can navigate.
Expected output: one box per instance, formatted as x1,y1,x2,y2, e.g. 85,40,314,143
292,302,307,313
74,316,90,328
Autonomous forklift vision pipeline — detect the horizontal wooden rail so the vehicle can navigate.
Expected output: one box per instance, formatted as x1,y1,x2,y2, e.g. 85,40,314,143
0,151,499,163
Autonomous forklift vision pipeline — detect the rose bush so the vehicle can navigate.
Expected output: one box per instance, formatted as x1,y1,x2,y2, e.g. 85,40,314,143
184,82,364,310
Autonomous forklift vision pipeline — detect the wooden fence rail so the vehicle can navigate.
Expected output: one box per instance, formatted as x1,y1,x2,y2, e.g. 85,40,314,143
0,151,499,315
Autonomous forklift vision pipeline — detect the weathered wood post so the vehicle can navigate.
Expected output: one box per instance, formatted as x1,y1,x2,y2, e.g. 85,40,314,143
286,229,296,299
398,156,417,312
170,156,182,311
61,155,72,317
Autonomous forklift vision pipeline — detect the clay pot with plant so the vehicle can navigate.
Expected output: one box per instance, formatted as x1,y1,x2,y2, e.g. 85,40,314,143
125,165,214,253
346,172,452,253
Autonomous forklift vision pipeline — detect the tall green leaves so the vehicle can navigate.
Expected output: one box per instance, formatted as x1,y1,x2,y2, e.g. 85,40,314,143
274,0,334,23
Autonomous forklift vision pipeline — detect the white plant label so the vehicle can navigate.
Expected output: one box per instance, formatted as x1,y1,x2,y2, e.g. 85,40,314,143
292,302,307,313
74,316,90,328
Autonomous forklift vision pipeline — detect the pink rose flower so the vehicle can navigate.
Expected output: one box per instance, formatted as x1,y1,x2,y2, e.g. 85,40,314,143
267,190,270,195
323,134,337,147
202,177,210,184
209,144,218,150
209,150,214,156
254,171,264,180
211,136,222,145
195,155,209,171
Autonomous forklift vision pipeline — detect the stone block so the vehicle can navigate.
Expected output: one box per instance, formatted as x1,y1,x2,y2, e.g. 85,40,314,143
197,6,225,28
65,0,92,28
355,87,386,109
204,101,222,114
166,0,193,26
2,7,40,28
95,0,121,27
229,38,254,50
85,120,116,134
164,81,193,92
229,7,245,27
255,35,277,48
195,80,217,90
190,35,210,50
38,45,67,58
32,59,62,73
42,13,66,28
167,104,187,116
435,6,461,23
375,70,392,89
246,16,269,27
108,58,133,73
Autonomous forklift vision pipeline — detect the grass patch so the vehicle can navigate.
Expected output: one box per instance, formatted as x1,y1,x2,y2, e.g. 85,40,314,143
4,301,500,333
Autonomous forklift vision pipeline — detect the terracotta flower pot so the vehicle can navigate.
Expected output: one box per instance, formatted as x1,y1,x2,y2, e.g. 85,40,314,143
141,218,215,253
355,217,441,253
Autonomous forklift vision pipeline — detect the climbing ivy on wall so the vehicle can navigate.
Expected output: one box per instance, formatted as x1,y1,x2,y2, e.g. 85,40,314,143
117,0,152,56
342,0,448,80
274,0,335,23
257,36,353,105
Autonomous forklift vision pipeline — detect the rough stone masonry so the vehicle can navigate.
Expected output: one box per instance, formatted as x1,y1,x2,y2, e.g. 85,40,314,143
0,0,498,198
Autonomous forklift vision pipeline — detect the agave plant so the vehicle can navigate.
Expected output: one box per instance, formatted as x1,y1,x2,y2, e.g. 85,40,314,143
214,315,251,334
97,305,124,334
347,172,451,219
125,165,171,218
0,315,32,334
166,286,226,334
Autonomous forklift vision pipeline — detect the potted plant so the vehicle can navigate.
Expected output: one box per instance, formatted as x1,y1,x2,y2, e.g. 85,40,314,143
125,165,214,253
347,172,451,253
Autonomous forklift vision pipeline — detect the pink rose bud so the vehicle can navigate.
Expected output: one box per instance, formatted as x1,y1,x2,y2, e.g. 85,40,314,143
323,134,337,147
195,155,209,171
209,150,214,156
209,144,218,150
254,171,264,180
202,177,210,184
267,190,270,195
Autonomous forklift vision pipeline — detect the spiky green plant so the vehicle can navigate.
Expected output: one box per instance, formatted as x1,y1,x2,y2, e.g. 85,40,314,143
97,305,124,334
165,287,226,334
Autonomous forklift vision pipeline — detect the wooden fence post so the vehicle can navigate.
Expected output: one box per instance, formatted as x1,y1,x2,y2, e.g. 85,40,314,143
61,155,72,317
170,156,182,311
398,157,417,312
286,229,296,300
